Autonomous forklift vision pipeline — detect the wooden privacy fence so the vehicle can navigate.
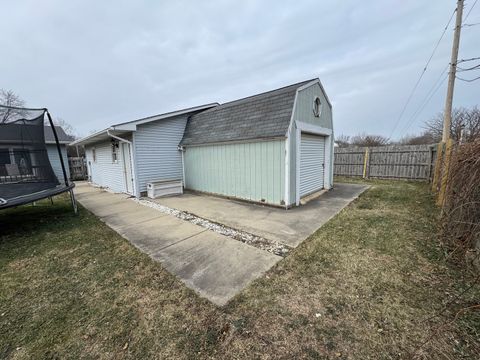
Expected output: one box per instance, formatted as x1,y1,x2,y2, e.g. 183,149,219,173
334,144,438,180
68,157,87,180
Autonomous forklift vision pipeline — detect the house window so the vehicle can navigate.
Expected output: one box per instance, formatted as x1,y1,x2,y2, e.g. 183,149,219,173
313,96,322,117
92,148,96,162
111,141,119,163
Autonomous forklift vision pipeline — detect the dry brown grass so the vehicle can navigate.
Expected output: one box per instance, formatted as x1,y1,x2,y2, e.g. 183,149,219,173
1,180,479,359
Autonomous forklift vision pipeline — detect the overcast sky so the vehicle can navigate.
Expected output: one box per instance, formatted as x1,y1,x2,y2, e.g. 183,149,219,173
1,0,479,139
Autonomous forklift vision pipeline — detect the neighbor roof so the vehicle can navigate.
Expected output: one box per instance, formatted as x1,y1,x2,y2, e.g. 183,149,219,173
180,79,317,146
44,126,73,144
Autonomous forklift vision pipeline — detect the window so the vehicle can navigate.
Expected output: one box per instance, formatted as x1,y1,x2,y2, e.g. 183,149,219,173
313,96,322,117
111,141,119,163
92,148,96,162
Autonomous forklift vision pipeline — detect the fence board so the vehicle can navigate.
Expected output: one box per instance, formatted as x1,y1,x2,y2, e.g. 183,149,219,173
68,157,87,180
334,144,437,181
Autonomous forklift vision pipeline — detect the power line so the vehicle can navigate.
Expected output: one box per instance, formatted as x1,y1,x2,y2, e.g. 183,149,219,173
397,66,449,136
463,0,479,22
457,63,480,71
458,56,480,63
456,74,480,81
387,7,457,140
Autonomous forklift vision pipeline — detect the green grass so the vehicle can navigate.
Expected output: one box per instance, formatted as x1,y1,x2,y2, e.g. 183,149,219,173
1,180,479,359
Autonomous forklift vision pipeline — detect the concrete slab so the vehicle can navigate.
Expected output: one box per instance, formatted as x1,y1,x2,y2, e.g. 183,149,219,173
154,183,369,248
74,182,282,306
151,230,280,306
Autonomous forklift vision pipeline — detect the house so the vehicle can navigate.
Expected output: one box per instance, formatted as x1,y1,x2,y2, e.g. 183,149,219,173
72,78,333,208
70,104,218,196
45,126,71,182
180,78,333,207
0,125,71,183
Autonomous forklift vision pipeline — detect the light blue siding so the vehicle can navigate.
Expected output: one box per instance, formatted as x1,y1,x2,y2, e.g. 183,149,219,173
287,82,334,205
46,144,70,183
184,139,286,205
133,115,187,195
85,139,128,193
292,83,333,129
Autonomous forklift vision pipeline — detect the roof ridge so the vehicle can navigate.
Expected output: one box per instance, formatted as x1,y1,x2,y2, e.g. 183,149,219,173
207,78,317,111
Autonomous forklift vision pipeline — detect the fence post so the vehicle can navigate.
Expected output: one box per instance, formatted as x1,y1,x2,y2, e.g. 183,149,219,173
363,147,370,179
436,139,454,207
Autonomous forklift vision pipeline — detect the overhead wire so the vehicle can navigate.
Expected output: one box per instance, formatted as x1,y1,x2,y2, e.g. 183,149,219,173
387,7,457,140
463,0,479,22
456,74,480,81
397,65,449,136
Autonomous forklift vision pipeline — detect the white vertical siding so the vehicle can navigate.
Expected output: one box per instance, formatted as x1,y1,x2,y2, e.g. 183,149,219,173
46,144,70,183
85,140,127,193
134,115,188,194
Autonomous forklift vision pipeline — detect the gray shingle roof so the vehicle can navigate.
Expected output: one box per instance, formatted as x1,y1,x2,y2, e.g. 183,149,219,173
44,126,73,144
181,79,316,146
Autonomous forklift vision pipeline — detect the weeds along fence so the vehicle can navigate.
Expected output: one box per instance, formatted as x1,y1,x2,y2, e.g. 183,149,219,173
334,144,438,181
437,139,480,268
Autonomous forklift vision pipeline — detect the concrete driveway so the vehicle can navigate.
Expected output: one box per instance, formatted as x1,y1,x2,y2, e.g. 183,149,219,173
153,183,369,247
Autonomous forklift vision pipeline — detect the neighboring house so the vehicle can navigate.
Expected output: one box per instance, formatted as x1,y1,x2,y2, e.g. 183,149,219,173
181,78,333,207
0,125,70,183
72,78,334,208
70,104,218,196
44,126,71,182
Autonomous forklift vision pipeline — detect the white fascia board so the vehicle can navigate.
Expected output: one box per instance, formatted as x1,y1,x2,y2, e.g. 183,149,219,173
113,103,219,129
296,78,332,109
70,128,112,146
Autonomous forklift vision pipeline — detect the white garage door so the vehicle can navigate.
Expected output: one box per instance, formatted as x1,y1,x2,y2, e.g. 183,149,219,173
300,133,325,197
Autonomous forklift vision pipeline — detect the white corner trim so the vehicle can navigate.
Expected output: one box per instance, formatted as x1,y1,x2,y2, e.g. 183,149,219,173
295,127,301,206
284,134,290,209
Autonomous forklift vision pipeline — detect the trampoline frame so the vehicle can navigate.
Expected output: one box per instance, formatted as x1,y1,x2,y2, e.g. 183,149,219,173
0,105,77,213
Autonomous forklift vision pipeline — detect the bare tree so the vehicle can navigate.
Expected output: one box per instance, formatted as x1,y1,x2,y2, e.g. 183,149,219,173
424,107,480,143
399,131,436,145
335,134,350,147
350,133,389,147
0,89,26,123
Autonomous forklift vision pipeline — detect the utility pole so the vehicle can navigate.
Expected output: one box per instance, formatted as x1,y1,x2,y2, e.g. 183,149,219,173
442,0,464,142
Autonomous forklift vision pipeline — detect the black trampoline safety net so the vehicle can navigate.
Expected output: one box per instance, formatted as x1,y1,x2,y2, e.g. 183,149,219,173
0,104,74,210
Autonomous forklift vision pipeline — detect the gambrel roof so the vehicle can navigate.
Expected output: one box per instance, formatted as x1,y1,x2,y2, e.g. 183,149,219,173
181,79,316,146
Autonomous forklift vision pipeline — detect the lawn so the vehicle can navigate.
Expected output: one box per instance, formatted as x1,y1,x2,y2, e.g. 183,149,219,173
1,179,479,359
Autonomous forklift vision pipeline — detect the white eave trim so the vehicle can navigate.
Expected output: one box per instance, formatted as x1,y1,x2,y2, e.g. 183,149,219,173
70,103,219,146
296,78,332,108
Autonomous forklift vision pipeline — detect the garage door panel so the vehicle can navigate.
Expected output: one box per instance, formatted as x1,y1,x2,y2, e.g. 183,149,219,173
300,134,325,197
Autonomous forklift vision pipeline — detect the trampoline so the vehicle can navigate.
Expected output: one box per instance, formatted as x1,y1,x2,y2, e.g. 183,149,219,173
0,104,77,213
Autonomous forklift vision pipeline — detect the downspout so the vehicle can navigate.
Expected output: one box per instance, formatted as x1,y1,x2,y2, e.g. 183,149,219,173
178,145,186,189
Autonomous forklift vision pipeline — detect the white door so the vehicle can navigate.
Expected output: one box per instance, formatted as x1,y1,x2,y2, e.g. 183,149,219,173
122,143,134,194
299,133,325,197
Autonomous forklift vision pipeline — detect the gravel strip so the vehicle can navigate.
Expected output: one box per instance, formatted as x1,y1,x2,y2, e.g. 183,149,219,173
132,197,292,257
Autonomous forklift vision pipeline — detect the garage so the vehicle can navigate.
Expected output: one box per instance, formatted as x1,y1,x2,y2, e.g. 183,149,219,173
299,133,325,197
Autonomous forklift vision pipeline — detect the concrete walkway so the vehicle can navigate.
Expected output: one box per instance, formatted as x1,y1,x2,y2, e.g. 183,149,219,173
154,183,369,247
75,183,281,306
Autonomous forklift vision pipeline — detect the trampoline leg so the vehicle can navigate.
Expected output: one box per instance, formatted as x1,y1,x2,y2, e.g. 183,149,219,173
69,189,78,214
49,197,54,205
